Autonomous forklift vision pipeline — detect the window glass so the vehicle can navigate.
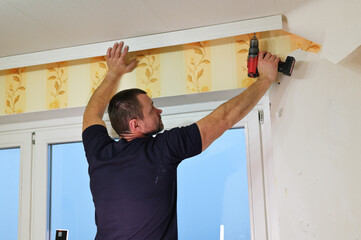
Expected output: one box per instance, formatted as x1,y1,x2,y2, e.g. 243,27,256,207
49,142,96,240
178,128,250,240
0,148,20,240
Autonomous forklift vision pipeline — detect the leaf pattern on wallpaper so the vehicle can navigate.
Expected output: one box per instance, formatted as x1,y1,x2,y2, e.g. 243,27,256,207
299,40,321,52
92,57,108,93
186,42,211,93
137,51,160,97
240,77,256,88
5,68,25,114
47,63,68,109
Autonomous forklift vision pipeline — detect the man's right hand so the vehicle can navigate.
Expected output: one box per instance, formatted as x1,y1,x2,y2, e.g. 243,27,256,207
257,51,280,84
106,42,138,80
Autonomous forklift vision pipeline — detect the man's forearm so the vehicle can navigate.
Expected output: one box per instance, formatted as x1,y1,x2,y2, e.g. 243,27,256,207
201,78,271,131
86,73,121,118
82,73,122,130
215,76,271,129
198,77,272,150
82,42,137,131
196,51,279,151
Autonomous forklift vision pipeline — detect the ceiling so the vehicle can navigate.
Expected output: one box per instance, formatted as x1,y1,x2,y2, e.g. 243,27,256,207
0,0,310,58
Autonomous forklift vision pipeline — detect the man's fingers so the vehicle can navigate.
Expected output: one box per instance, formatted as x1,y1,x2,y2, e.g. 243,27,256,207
108,42,126,59
258,51,266,59
107,47,112,59
268,54,280,64
110,42,118,58
115,42,124,58
125,59,138,73
106,41,137,75
121,45,129,60
259,51,279,63
264,52,272,60
259,51,274,60
273,56,280,64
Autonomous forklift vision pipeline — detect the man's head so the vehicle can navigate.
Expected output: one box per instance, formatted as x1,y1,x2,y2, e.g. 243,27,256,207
108,88,163,138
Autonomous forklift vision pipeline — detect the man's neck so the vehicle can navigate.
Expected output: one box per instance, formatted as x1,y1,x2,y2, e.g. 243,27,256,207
121,132,147,142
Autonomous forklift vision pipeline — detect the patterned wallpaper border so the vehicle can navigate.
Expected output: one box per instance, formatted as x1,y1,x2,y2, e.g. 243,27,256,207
0,30,321,116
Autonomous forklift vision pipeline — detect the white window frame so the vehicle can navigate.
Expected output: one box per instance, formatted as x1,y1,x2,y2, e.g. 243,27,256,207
0,131,32,240
0,89,279,240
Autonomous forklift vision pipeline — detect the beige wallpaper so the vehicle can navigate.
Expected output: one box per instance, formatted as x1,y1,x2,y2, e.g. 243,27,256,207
185,41,212,93
135,49,162,98
0,30,321,116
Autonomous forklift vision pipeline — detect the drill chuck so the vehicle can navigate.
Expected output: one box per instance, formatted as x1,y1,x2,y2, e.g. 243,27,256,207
248,35,259,57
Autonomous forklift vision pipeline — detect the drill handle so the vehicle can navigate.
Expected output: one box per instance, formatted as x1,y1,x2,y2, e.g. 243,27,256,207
247,56,259,78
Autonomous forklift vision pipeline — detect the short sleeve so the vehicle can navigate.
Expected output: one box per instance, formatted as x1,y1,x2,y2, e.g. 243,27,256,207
154,123,202,165
82,125,115,162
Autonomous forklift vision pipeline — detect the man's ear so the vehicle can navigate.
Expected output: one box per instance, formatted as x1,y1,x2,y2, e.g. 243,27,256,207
129,119,140,132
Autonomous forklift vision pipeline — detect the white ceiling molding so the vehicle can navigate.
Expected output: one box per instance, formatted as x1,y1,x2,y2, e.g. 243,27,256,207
0,15,282,71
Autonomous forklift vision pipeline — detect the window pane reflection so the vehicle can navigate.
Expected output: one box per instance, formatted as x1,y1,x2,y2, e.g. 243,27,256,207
178,128,250,240
50,142,96,240
0,148,20,240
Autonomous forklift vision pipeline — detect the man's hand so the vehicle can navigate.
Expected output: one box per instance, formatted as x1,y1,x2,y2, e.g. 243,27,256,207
106,42,138,80
257,51,280,84
82,42,137,132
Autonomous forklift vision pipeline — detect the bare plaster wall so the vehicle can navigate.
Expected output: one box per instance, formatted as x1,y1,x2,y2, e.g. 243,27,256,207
270,1,361,238
269,48,361,239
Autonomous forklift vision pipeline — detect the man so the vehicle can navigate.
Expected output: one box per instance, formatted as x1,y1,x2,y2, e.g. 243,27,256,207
82,41,279,239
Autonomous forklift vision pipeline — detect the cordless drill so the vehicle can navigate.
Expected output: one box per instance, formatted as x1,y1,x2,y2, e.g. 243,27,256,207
247,33,296,78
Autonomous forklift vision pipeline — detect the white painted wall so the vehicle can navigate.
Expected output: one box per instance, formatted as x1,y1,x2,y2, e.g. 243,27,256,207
269,48,361,239
284,0,361,64
270,1,361,239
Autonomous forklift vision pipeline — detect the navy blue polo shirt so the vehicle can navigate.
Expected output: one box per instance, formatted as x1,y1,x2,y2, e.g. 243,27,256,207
82,123,202,240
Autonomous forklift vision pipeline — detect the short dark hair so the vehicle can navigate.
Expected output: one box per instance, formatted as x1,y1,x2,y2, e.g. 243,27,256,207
108,88,147,136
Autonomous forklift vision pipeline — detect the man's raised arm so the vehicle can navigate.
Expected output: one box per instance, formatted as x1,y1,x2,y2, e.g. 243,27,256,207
82,42,137,132
196,51,279,151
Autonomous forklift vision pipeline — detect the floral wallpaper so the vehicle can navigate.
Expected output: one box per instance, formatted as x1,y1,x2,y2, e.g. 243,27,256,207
46,62,68,109
5,68,26,114
0,30,321,116
136,49,161,98
90,56,108,94
185,41,212,93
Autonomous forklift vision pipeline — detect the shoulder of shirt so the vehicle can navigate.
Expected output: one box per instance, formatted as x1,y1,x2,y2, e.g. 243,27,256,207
82,124,107,133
